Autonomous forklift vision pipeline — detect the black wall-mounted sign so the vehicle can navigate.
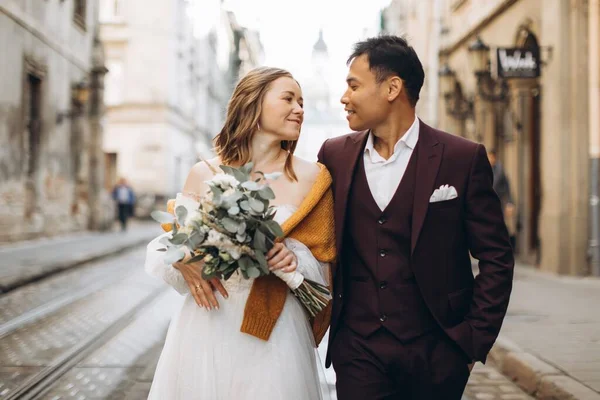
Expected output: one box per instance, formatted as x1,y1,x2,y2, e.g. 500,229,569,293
496,47,541,79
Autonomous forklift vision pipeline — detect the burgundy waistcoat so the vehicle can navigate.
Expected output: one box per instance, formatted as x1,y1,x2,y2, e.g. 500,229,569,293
341,145,437,340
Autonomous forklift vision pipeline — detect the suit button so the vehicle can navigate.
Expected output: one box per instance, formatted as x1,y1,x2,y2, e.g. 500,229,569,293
380,315,387,322
338,293,343,299
379,281,387,289
379,250,387,257
378,217,386,225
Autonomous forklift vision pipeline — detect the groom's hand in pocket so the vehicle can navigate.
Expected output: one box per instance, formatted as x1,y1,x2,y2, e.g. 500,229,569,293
174,252,228,310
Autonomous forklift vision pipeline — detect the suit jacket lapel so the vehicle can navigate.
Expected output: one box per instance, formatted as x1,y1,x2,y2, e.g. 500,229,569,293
333,130,369,277
411,121,443,255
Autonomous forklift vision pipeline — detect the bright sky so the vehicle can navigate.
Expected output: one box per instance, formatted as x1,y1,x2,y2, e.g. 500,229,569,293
195,0,392,107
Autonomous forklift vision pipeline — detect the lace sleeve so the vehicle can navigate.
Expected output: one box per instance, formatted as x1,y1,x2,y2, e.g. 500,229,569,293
283,238,330,287
145,232,190,295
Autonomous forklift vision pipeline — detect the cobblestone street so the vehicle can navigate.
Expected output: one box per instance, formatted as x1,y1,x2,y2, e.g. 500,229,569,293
465,362,533,400
0,243,533,400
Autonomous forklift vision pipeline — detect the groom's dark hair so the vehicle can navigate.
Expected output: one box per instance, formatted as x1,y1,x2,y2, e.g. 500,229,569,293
348,35,424,107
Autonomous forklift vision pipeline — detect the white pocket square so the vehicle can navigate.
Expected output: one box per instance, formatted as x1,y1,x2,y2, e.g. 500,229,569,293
429,185,458,203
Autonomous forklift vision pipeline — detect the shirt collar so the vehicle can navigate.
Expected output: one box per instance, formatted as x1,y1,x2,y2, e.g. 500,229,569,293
364,116,420,160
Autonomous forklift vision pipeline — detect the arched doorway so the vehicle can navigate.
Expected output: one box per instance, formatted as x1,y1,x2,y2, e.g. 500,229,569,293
510,28,542,264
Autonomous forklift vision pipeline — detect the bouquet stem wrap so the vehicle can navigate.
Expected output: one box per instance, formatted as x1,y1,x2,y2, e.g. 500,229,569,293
272,269,332,318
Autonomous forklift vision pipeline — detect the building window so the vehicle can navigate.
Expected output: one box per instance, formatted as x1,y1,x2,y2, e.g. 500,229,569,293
74,0,86,29
23,74,43,218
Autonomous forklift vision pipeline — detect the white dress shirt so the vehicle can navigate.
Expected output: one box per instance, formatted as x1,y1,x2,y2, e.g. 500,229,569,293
363,116,420,211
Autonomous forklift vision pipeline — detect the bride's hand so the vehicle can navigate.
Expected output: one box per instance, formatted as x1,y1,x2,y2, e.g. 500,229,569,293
173,252,228,310
267,243,297,273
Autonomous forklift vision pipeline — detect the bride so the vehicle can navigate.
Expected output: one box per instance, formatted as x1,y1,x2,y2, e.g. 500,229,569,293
144,67,336,399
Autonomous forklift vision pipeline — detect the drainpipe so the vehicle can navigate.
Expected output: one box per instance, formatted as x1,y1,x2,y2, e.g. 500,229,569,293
589,0,600,276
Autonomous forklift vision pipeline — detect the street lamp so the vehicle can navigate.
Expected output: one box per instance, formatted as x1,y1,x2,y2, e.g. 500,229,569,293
438,63,473,121
467,36,508,103
72,80,90,105
438,63,456,97
56,79,90,124
468,36,491,77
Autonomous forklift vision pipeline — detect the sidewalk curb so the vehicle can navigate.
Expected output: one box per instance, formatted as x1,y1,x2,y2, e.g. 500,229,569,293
0,234,155,293
489,336,600,399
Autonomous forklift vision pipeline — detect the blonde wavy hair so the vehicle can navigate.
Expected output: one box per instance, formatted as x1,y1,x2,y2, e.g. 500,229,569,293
213,67,298,181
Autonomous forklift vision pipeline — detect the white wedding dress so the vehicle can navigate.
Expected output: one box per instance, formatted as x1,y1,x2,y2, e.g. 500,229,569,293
144,198,331,400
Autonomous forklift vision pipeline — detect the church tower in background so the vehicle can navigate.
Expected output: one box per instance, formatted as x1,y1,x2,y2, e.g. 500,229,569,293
295,30,348,161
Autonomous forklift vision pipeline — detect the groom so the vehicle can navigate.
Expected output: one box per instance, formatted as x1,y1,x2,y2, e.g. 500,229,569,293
317,35,514,399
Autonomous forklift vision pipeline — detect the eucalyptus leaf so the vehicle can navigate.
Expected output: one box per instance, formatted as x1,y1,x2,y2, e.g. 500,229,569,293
263,172,283,180
175,205,188,224
151,210,175,224
210,185,223,197
239,255,253,270
222,269,236,281
222,217,240,233
223,191,243,208
249,197,265,213
237,221,247,235
246,266,261,278
254,251,269,274
219,165,235,175
209,185,223,205
218,261,231,271
232,169,248,182
242,181,262,191
188,231,205,248
257,186,275,200
240,200,251,211
191,220,204,232
253,229,267,252
220,165,247,182
236,233,246,243
263,220,284,237
228,206,240,216
240,162,254,176
170,233,188,245
164,247,185,264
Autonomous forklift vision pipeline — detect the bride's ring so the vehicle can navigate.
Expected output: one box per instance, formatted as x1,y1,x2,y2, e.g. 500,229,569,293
194,284,202,291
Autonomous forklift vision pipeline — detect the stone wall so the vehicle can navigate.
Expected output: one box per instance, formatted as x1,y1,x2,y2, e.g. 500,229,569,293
0,1,111,242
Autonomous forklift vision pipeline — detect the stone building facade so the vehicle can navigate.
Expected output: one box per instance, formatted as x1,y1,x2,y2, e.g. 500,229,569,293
381,0,444,126
383,0,600,276
99,0,231,213
0,0,111,242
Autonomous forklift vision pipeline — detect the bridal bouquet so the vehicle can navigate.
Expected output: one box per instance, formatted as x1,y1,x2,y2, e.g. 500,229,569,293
151,162,331,318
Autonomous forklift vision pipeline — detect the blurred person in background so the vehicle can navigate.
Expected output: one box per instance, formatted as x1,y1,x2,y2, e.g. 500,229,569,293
488,149,516,249
112,177,136,231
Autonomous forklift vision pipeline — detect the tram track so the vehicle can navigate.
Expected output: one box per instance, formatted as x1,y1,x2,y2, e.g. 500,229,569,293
1,287,166,400
0,271,134,341
0,248,171,399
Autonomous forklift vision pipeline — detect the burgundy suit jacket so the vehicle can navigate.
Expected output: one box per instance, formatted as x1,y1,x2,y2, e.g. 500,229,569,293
317,119,514,364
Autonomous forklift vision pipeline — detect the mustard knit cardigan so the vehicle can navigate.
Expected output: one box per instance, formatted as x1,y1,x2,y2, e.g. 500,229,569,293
162,163,336,345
